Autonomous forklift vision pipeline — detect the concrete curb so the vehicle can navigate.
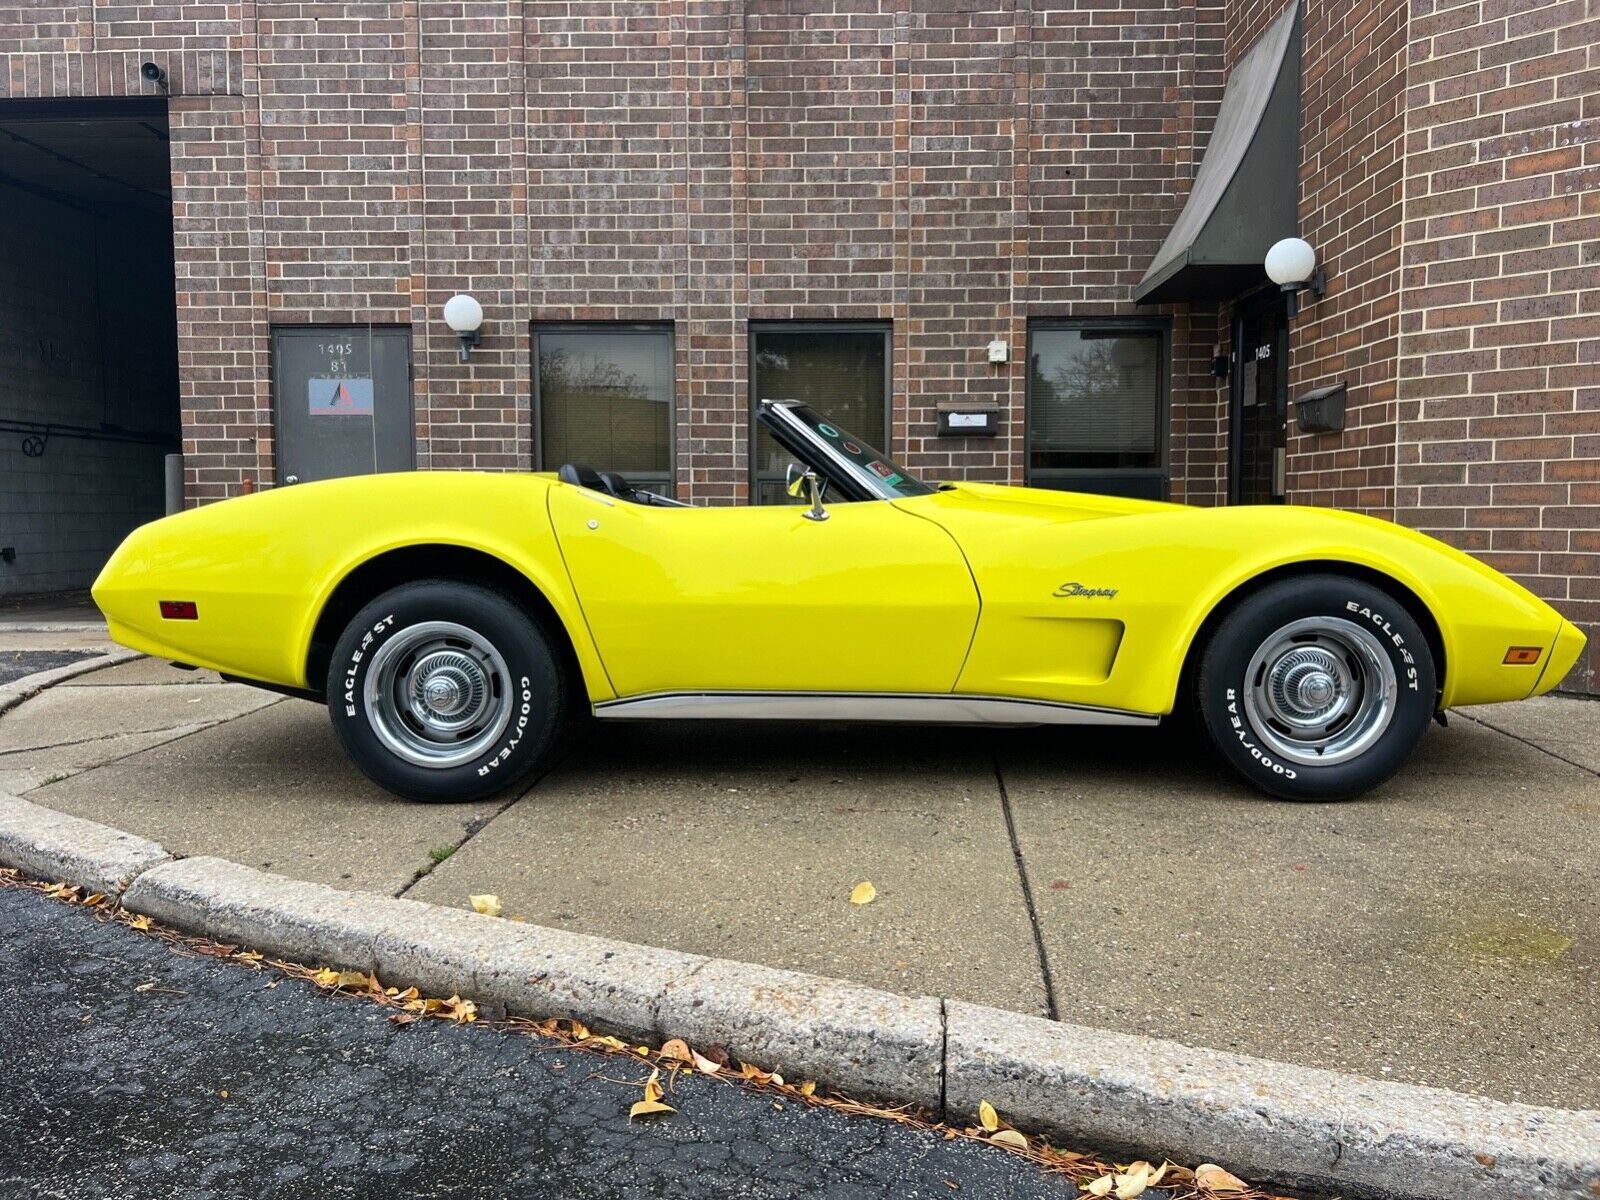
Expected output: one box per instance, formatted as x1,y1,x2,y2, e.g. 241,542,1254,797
944,1000,1600,1200
0,792,172,896
1,798,1596,1199
0,647,142,719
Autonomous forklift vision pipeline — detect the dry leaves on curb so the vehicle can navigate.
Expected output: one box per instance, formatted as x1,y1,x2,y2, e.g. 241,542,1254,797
1084,1159,1169,1198
975,1100,1028,1150
469,894,501,918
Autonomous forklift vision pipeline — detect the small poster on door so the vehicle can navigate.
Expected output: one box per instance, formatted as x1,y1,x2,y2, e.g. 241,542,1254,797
308,378,374,416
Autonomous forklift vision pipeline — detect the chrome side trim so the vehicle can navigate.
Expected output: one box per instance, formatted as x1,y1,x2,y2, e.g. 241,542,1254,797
592,691,1160,727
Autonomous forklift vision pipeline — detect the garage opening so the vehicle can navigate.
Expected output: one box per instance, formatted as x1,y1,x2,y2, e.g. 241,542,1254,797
0,96,179,601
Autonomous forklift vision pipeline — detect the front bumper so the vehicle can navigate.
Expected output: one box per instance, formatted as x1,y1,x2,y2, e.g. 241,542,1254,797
1533,620,1588,697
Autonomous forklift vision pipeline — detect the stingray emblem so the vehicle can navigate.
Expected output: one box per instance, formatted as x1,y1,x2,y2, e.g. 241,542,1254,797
1053,582,1119,599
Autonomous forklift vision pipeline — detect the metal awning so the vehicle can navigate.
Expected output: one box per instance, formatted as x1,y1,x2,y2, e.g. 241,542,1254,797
1135,2,1301,305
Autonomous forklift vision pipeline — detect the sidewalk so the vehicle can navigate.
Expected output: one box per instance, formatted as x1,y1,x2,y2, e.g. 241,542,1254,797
2,616,1596,1113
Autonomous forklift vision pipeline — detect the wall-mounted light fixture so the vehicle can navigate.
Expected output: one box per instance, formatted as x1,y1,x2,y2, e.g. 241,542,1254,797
443,294,483,361
1265,238,1325,314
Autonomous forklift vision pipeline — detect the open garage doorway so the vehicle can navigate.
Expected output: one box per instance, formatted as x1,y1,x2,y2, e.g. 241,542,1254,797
0,97,179,602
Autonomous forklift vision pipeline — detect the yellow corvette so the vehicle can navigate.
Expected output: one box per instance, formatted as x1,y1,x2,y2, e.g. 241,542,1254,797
93,400,1584,803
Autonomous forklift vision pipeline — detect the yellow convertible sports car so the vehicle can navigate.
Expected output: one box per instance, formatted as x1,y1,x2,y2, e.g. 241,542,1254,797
94,400,1584,803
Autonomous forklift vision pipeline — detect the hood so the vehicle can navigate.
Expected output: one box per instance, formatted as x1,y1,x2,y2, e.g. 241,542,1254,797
930,482,1188,523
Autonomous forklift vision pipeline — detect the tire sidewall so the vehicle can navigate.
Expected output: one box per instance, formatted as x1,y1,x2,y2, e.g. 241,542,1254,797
328,582,564,802
1198,577,1436,801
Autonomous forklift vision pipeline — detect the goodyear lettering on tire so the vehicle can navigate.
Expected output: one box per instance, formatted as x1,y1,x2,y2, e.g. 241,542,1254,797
1225,686,1299,780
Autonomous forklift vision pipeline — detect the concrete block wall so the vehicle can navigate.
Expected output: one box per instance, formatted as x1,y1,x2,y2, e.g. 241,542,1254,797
0,182,177,596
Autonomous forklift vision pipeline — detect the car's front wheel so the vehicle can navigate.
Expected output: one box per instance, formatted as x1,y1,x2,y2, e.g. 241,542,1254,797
1194,574,1436,801
327,580,567,802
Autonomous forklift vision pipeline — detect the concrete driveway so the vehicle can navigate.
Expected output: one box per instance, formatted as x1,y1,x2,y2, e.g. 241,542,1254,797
3,630,1596,1113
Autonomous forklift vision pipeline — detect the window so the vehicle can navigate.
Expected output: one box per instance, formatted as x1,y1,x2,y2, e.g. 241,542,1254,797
534,325,673,490
1027,320,1169,500
750,323,890,505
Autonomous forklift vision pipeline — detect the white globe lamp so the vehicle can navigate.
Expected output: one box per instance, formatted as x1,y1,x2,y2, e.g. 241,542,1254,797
1264,238,1323,297
443,294,484,360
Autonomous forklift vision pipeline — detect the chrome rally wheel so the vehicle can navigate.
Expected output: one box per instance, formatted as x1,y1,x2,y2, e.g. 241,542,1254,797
1194,575,1435,801
1241,616,1397,767
364,622,514,768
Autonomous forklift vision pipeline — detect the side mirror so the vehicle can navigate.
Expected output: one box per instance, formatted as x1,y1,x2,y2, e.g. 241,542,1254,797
784,462,829,523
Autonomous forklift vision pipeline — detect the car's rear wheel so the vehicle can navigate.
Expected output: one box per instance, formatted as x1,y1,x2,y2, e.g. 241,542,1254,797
1194,574,1435,801
327,580,566,802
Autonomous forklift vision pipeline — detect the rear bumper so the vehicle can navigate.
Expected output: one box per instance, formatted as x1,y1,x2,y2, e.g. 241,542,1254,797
1532,620,1587,697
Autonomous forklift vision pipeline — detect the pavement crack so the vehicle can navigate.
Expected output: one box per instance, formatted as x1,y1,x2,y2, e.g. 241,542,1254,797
937,996,949,1124
1454,709,1600,779
993,753,1059,1022
0,713,262,760
392,728,592,899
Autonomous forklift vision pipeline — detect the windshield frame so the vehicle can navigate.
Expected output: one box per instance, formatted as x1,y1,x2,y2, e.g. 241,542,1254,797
755,400,934,502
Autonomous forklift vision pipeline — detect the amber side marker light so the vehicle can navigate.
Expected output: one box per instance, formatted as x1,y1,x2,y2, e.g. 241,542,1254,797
159,601,199,621
1503,646,1542,665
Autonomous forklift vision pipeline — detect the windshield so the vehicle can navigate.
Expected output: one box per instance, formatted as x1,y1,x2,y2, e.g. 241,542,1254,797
784,404,936,499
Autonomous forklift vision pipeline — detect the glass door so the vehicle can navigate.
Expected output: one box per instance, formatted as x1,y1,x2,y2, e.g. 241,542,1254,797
1231,293,1289,505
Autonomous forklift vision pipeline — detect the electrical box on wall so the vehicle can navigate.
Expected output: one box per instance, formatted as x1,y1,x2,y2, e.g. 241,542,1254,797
1295,382,1347,433
936,403,1001,437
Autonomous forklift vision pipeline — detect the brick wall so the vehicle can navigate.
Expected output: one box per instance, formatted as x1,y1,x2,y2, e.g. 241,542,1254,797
1395,0,1599,693
1282,0,1407,515
0,0,1229,505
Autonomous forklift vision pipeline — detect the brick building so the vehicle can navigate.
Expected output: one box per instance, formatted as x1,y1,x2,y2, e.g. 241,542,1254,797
0,0,1594,693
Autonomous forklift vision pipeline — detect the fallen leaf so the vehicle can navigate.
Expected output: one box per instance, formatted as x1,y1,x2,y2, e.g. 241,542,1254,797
469,894,502,918
1114,1162,1163,1200
83,894,105,907
978,1100,1000,1132
1194,1164,1248,1193
798,1081,816,1097
660,1038,693,1063
629,1098,676,1120
692,1050,722,1075
1086,1175,1114,1197
850,880,877,905
644,1067,665,1103
990,1129,1027,1151
769,1072,784,1086
700,1043,731,1068
128,915,151,932
314,967,341,988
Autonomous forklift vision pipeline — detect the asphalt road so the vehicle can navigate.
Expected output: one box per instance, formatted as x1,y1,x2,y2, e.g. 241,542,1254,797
0,649,95,687
0,884,1091,1200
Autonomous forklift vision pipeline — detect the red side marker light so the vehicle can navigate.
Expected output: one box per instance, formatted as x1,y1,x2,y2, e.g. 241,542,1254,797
159,601,199,621
1503,646,1541,665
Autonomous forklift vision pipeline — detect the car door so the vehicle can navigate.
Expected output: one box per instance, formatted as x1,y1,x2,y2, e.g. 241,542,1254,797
547,486,979,698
